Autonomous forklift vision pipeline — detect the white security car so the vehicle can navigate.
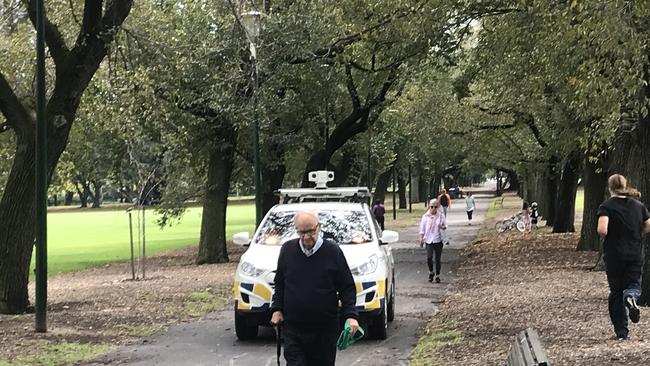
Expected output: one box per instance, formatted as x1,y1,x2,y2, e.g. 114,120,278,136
232,184,398,340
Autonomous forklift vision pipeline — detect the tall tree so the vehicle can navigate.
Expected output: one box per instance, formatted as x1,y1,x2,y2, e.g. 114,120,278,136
0,0,133,314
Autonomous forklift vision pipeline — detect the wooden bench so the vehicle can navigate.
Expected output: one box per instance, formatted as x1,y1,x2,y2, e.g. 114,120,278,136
506,328,552,366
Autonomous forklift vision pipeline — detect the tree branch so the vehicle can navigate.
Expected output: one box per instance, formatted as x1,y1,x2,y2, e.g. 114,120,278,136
288,4,422,64
515,111,547,148
26,0,70,66
81,0,103,35
0,72,32,135
344,62,361,110
367,64,400,108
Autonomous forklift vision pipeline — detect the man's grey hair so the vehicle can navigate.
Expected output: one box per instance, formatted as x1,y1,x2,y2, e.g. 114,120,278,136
294,210,319,224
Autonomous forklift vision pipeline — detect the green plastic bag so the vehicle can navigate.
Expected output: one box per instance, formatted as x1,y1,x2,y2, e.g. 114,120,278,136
336,321,365,350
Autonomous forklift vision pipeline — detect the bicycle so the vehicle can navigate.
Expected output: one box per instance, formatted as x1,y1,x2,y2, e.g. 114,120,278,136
495,212,527,233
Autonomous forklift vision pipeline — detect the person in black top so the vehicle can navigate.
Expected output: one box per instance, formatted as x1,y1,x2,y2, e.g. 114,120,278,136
270,211,359,365
372,200,386,231
597,174,650,340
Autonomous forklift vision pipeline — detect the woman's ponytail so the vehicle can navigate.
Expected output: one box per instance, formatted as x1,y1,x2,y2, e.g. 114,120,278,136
608,174,641,199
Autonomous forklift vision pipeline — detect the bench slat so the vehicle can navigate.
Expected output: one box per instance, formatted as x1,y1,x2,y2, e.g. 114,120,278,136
511,336,526,366
507,350,515,366
526,328,551,365
519,331,536,365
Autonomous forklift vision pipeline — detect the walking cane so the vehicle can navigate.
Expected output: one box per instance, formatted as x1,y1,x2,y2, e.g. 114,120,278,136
275,324,282,366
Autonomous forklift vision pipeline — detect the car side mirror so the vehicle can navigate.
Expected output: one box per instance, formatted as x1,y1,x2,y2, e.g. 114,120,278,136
233,232,251,246
380,230,399,245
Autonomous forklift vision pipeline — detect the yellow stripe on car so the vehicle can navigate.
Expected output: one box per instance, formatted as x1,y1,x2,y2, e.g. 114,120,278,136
377,279,386,298
355,282,363,294
253,283,273,302
365,297,380,309
233,281,240,298
237,301,252,310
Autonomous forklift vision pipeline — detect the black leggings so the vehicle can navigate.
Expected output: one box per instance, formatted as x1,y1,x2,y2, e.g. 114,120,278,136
426,242,443,275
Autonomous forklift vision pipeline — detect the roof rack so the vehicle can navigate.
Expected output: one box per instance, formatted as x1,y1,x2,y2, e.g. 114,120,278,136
277,187,371,203
276,171,371,203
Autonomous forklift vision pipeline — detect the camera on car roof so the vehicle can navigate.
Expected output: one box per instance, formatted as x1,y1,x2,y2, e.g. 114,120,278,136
309,170,335,189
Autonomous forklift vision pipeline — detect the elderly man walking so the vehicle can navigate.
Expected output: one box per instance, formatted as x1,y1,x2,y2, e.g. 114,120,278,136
270,211,359,366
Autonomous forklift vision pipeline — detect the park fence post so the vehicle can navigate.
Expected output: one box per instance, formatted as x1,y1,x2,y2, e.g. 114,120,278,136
141,205,146,279
127,208,135,280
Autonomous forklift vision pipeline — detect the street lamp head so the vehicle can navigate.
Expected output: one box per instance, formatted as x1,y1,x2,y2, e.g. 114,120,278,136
241,11,262,40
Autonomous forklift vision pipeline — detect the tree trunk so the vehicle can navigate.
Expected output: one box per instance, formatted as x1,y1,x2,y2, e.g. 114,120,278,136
262,164,286,217
431,175,441,201
417,174,428,203
64,191,74,205
397,173,407,209
524,171,539,203
577,154,608,251
552,151,582,233
501,168,520,192
0,0,133,314
301,67,400,187
0,139,36,313
543,159,559,227
75,182,89,208
610,91,650,304
373,169,392,203
91,180,102,208
331,145,357,187
196,138,236,265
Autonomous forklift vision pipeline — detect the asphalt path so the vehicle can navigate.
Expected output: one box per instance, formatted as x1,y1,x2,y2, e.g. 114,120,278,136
86,194,491,366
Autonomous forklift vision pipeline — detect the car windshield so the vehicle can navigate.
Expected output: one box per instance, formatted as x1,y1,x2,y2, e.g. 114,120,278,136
254,209,373,245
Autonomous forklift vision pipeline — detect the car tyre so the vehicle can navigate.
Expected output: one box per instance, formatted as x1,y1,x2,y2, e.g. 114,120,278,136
234,309,258,340
369,302,388,340
387,278,395,323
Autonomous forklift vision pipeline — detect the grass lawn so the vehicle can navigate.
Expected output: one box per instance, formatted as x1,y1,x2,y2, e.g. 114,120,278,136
575,188,584,213
34,205,255,277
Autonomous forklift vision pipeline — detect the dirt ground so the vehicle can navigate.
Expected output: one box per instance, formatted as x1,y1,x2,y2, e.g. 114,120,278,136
429,197,650,366
0,244,246,364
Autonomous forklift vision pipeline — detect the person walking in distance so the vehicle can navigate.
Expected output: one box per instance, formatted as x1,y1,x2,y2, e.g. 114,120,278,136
270,211,359,365
465,192,476,225
438,189,451,216
597,174,650,340
419,199,447,283
372,199,386,231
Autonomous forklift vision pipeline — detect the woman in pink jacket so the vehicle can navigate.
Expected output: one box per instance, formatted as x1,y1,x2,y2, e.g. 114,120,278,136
419,199,447,283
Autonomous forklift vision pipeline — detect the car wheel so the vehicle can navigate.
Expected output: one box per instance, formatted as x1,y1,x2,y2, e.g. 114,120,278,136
234,309,258,340
369,302,388,340
387,278,395,323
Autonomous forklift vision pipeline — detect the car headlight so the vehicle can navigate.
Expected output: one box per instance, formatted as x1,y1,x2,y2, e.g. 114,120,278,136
351,254,378,276
240,261,265,277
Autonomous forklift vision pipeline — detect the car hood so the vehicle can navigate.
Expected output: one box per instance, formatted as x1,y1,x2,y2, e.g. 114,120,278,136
240,242,379,272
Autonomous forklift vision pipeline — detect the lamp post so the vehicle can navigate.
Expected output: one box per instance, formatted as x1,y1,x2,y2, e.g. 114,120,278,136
35,0,48,333
241,11,263,226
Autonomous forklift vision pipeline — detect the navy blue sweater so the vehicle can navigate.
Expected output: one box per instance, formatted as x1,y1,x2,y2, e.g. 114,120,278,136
271,238,358,325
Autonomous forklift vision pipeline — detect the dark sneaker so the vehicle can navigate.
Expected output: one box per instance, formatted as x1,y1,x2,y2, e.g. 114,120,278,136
626,296,640,323
428,272,434,282
435,275,441,283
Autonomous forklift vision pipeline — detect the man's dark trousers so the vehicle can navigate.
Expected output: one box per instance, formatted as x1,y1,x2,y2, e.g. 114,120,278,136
283,322,339,366
605,255,643,338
